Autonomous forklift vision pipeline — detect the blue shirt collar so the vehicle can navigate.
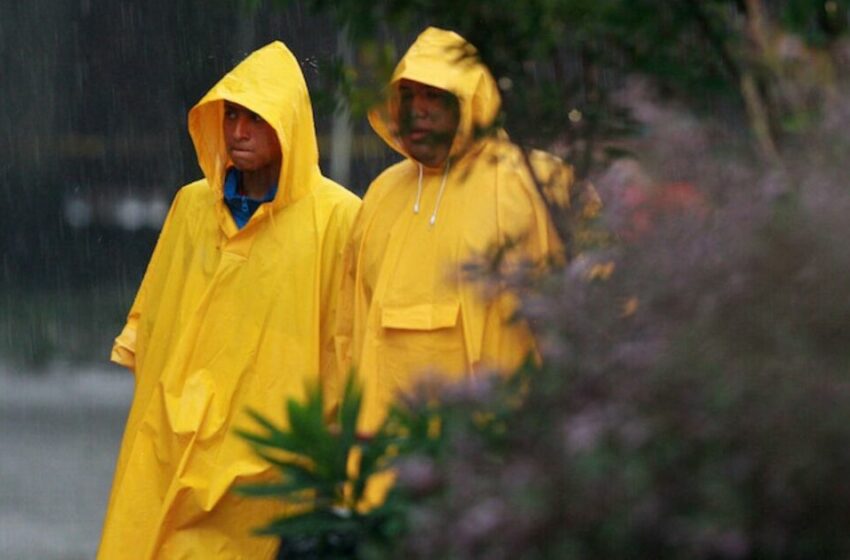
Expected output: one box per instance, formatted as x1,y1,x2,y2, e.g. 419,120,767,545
223,168,278,229
223,168,278,203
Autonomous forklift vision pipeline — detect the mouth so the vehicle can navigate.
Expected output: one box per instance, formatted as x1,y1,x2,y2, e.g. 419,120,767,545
229,147,253,158
406,129,431,142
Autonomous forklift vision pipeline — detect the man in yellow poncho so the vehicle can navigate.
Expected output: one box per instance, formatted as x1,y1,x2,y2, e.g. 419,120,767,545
335,27,574,436
98,41,360,559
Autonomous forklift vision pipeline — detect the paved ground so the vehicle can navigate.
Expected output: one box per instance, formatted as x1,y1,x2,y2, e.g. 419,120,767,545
0,363,133,560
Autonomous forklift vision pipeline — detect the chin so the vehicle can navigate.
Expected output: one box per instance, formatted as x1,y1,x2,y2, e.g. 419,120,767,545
407,149,431,165
418,155,445,167
230,159,256,171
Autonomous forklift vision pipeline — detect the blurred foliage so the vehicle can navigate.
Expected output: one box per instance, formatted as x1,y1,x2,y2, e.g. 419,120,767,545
397,82,850,556
241,80,850,558
237,0,850,558
783,0,849,44
255,0,850,167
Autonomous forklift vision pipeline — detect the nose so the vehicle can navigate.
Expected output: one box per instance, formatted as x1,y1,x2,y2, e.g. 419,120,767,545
233,115,250,140
411,93,428,118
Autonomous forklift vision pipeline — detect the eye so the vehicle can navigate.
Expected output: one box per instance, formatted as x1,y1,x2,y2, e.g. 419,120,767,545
250,112,264,123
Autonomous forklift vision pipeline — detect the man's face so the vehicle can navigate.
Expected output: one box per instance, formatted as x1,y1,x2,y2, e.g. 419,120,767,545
222,101,282,173
397,79,460,168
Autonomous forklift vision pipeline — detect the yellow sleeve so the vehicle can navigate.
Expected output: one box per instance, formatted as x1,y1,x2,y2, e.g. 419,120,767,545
110,315,139,370
109,188,187,373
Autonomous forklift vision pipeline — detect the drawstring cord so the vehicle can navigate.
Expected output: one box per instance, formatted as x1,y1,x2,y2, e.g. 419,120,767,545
430,158,451,226
413,165,424,214
413,158,451,226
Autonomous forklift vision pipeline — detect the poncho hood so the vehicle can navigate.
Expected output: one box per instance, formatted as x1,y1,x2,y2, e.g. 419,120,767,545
368,27,502,166
189,41,321,211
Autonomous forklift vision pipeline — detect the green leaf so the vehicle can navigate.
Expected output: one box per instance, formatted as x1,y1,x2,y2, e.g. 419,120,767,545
234,482,313,502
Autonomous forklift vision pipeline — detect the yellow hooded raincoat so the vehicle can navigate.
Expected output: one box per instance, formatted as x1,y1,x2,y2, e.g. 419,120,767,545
336,27,571,435
98,41,360,559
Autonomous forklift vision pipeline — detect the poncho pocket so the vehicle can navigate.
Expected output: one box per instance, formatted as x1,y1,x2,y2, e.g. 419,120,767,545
380,300,459,330
377,301,469,386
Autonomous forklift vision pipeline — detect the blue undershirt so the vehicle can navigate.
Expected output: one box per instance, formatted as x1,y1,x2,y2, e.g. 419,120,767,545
223,167,278,229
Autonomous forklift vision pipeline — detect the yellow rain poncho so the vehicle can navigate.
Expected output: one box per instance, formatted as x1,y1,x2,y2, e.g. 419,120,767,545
98,42,360,559
335,27,571,434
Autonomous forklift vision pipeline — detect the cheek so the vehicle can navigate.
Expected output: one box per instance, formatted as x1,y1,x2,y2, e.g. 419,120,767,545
260,128,278,148
437,112,457,132
262,131,282,163
397,107,413,131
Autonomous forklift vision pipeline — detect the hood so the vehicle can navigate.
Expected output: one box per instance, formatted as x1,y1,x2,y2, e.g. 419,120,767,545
189,41,321,210
368,27,502,166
